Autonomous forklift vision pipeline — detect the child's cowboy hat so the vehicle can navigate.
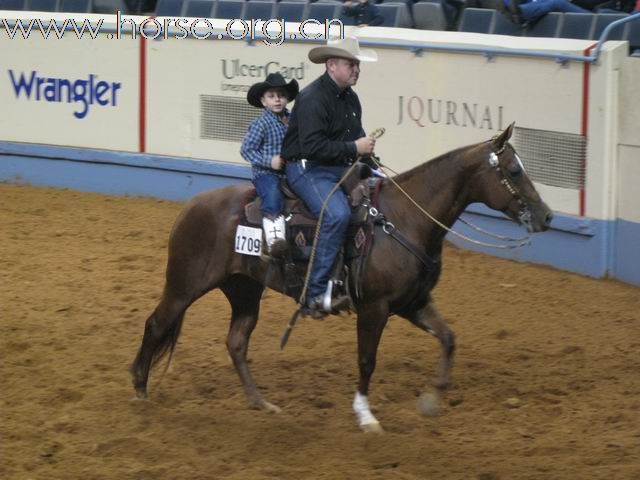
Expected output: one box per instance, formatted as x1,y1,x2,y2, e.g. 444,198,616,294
308,37,378,64
247,73,299,108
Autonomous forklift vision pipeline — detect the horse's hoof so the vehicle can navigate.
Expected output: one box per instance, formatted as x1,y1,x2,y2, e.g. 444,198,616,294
251,399,282,413
417,391,441,417
431,378,450,390
360,421,384,434
133,387,148,400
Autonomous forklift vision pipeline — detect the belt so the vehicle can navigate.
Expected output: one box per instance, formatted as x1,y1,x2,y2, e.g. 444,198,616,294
288,158,355,168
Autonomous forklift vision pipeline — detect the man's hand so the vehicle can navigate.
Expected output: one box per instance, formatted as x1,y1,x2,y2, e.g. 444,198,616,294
271,155,285,170
355,136,376,156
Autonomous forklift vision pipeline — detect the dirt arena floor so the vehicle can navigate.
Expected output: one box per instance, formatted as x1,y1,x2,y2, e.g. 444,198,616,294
2,183,639,480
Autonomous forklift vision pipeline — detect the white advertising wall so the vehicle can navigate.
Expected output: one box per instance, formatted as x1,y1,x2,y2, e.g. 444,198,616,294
0,15,139,151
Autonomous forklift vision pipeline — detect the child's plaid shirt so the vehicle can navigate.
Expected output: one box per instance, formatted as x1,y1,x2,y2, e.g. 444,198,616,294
240,109,289,180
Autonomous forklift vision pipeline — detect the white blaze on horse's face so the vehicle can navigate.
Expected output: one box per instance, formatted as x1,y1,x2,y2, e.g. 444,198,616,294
489,152,499,167
514,153,526,172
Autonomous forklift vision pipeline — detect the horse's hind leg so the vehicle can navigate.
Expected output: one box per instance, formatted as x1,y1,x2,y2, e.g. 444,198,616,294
130,293,192,399
221,275,280,413
404,302,456,390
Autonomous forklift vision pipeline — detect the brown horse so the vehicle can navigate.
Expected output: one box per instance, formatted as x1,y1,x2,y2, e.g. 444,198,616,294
130,124,552,432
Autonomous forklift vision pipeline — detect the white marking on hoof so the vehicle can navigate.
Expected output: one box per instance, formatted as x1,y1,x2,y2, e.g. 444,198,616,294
260,400,282,413
353,392,382,432
360,421,384,434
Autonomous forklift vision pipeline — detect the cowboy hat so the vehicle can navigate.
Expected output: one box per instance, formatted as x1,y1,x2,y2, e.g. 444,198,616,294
247,73,299,108
308,37,378,64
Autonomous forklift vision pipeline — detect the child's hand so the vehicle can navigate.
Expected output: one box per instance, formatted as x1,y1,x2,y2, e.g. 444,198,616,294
271,155,284,170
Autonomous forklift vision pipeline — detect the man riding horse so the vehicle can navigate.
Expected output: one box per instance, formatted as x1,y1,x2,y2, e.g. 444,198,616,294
282,37,381,318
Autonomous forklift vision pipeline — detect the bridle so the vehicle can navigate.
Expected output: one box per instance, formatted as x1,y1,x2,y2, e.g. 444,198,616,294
369,134,532,249
488,140,533,231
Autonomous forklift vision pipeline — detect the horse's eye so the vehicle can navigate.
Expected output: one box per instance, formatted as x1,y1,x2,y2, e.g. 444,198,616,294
507,159,522,176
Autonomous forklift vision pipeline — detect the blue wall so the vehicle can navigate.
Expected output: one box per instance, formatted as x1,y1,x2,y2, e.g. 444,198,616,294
1,141,638,287
0,142,252,200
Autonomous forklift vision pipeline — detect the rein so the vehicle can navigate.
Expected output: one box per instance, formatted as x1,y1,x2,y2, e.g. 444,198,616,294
370,138,531,250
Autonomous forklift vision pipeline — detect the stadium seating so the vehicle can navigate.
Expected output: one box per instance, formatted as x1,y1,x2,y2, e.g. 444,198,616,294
590,13,628,40
524,11,563,37
91,0,126,13
59,0,91,12
25,0,59,11
558,12,595,39
19,0,632,58
182,0,214,17
274,1,308,22
155,0,183,15
307,1,339,23
491,9,524,35
244,0,275,21
458,7,495,33
379,2,413,28
215,0,245,19
0,0,26,9
627,15,640,54
413,1,447,31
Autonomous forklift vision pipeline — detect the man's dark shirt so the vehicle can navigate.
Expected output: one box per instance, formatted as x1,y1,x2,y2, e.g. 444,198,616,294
282,71,366,166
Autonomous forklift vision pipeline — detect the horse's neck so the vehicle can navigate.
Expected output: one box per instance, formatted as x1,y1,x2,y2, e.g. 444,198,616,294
386,150,476,248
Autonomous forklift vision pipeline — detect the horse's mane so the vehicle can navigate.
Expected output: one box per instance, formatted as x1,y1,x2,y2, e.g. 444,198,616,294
393,142,484,185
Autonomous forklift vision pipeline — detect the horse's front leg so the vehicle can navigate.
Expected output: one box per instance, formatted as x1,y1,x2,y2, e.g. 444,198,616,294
354,301,389,433
403,301,456,390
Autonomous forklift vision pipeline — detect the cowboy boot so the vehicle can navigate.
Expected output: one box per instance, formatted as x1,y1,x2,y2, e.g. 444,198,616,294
263,216,288,259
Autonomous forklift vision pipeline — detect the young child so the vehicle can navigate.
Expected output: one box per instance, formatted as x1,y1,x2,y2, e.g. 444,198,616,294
240,72,299,256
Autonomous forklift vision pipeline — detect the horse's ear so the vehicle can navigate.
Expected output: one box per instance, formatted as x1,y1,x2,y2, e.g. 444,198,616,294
492,122,515,150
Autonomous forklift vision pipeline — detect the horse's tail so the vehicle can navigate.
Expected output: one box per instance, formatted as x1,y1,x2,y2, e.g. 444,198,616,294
149,308,186,372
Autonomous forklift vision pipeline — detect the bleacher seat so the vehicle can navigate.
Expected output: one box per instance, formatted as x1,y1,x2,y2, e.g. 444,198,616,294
376,4,411,27
626,15,640,54
412,1,447,30
274,1,308,22
59,0,91,12
380,2,413,28
558,12,595,39
524,11,562,37
244,0,275,21
215,0,244,19
0,0,25,9
307,2,338,23
26,0,59,11
182,0,214,17
491,10,524,35
458,8,495,33
92,0,127,13
155,0,183,15
591,13,628,40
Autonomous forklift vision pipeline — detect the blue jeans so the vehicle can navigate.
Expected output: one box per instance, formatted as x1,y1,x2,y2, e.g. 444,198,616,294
253,173,284,219
520,0,588,21
285,161,351,300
